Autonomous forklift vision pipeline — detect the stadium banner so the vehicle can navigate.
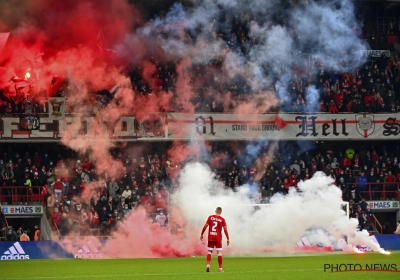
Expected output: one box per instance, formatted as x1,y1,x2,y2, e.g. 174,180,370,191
366,201,399,210
0,241,73,260
166,113,400,140
1,205,43,215
360,50,390,58
0,113,399,141
48,97,66,120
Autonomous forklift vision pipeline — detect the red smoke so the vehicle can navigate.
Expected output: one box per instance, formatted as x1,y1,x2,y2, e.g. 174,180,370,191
1,0,291,259
61,207,205,258
0,0,138,95
104,208,204,257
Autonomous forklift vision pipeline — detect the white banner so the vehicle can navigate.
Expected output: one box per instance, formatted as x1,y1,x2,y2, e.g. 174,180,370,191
361,50,390,58
367,201,399,210
1,206,43,215
0,113,399,141
48,97,66,120
167,113,400,140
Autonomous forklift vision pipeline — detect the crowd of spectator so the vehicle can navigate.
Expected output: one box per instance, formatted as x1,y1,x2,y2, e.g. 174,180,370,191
0,140,399,237
215,143,400,203
1,11,400,115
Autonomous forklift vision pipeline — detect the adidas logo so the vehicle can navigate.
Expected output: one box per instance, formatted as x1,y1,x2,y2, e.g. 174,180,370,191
74,241,102,258
1,242,30,260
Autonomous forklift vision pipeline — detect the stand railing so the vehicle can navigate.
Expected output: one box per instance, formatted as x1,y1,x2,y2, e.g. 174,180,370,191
371,214,383,235
348,182,400,201
0,186,44,205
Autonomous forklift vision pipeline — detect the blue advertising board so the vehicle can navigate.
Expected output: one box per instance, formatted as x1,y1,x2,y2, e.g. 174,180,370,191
0,241,73,260
0,236,398,260
375,235,400,251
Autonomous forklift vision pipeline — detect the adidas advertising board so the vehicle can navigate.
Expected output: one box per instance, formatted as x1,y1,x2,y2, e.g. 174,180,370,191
74,241,102,258
0,241,73,260
1,242,30,260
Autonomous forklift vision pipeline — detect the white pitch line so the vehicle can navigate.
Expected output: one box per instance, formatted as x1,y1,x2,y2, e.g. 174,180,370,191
2,269,320,280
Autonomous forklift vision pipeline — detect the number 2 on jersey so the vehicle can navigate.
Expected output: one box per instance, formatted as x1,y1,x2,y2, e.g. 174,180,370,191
211,221,218,232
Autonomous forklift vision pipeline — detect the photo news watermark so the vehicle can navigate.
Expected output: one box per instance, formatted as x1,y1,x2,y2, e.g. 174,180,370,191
324,264,399,273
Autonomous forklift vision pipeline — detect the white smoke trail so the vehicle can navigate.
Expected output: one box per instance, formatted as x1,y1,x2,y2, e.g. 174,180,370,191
174,162,387,253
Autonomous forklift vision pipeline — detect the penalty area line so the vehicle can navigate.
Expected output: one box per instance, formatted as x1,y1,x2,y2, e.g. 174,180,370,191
2,269,320,279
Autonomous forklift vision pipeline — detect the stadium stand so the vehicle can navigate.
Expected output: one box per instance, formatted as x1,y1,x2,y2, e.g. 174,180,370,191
0,140,398,238
1,3,400,241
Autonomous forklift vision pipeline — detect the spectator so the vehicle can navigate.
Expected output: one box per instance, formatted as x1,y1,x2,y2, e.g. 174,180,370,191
155,211,167,227
34,225,42,241
121,186,132,200
384,171,396,199
346,147,355,160
5,226,18,241
122,204,131,218
352,99,363,113
356,172,368,201
47,191,56,216
88,207,100,228
51,178,63,201
328,100,338,113
19,230,30,241
108,178,119,199
395,221,400,234
51,207,62,229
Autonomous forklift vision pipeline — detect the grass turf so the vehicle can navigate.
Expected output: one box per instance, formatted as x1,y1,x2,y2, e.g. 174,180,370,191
0,252,400,280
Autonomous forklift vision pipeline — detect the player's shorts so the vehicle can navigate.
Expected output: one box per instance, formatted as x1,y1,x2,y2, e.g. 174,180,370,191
207,241,222,251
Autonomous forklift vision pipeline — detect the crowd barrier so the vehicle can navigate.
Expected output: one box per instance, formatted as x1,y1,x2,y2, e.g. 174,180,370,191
1,235,399,260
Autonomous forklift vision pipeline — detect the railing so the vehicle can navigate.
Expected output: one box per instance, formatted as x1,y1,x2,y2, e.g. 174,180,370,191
349,182,400,201
0,186,44,205
372,214,383,235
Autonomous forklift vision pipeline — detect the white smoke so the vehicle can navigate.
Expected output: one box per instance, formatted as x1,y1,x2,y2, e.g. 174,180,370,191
174,162,386,253
129,0,368,111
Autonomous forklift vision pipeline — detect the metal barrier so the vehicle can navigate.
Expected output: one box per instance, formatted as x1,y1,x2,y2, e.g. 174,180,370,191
371,214,383,235
348,182,400,201
0,186,44,205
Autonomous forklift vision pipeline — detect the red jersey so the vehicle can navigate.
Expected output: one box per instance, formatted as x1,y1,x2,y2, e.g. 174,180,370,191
202,215,228,242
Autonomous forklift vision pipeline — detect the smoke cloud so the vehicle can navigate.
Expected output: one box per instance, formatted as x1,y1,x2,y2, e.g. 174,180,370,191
173,163,386,254
62,163,386,258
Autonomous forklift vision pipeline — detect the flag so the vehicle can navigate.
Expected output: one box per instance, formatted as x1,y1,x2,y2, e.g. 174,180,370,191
9,76,33,90
0,32,9,55
274,114,287,129
48,97,66,120
20,115,40,130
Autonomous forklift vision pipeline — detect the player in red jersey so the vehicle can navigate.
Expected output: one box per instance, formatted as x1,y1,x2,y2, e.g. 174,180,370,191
200,207,230,272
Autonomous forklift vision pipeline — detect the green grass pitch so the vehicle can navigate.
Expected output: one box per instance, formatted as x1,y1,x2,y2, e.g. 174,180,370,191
1,252,400,280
